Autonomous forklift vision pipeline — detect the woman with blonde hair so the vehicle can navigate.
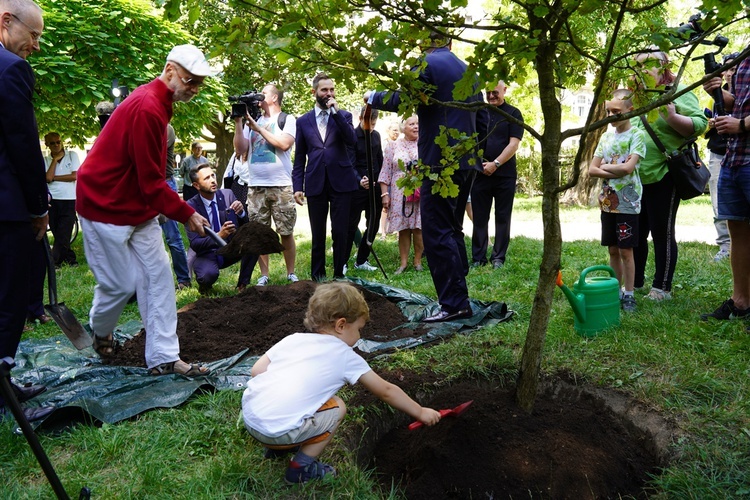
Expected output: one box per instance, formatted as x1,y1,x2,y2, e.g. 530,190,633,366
378,116,423,274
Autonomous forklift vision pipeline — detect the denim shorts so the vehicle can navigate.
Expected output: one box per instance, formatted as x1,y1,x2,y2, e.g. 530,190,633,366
717,163,750,221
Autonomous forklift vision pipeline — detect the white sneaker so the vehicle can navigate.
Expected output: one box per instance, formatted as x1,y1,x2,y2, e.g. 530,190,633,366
713,248,730,262
256,275,269,286
646,287,672,302
287,273,299,283
354,261,377,272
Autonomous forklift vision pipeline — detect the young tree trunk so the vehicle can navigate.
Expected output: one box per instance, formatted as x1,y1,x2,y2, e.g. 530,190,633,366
515,41,564,413
206,119,234,180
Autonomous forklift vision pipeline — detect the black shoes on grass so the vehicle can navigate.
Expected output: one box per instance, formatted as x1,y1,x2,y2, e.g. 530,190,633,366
700,299,750,321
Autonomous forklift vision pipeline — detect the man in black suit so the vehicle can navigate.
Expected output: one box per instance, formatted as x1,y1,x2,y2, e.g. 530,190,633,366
472,80,524,268
367,33,483,322
292,72,359,280
185,164,256,294
0,0,53,421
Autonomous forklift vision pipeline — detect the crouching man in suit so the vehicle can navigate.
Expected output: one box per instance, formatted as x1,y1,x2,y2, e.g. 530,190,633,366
186,164,256,293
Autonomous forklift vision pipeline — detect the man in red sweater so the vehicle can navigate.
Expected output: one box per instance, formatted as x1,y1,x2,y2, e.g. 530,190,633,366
76,45,212,376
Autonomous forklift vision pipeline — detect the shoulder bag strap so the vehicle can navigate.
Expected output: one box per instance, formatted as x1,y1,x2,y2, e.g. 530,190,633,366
639,115,668,153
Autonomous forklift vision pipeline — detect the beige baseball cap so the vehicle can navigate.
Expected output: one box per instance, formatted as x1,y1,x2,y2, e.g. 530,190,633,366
166,44,214,77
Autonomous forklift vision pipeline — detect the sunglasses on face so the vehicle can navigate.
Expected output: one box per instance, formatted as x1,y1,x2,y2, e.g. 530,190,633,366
488,90,501,97
46,141,62,146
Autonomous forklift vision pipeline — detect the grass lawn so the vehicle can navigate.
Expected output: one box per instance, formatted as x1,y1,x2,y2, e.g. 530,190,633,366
2,196,749,498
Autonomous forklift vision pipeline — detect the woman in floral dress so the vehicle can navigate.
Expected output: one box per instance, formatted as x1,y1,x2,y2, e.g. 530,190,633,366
379,116,423,274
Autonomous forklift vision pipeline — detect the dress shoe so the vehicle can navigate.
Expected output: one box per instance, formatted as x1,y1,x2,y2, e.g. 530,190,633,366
492,261,504,269
422,308,472,323
12,383,47,403
0,405,55,423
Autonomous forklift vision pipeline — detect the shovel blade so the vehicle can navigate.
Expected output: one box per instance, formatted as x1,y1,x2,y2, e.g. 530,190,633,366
44,302,93,350
447,400,473,417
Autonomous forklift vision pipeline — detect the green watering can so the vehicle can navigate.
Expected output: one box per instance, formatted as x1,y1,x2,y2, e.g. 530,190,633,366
556,265,620,337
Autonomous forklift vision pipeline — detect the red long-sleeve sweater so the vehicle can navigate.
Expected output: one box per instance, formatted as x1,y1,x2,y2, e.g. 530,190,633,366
76,78,195,226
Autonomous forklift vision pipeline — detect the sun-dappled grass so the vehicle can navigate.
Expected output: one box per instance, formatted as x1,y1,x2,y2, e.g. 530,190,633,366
2,196,749,498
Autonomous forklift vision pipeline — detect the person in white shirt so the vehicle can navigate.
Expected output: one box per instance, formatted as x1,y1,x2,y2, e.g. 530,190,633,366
44,132,79,266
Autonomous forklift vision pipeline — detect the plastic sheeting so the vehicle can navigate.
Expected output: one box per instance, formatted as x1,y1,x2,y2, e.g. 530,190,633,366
11,279,513,427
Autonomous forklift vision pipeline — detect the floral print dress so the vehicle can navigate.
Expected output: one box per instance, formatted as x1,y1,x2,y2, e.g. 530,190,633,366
378,138,421,232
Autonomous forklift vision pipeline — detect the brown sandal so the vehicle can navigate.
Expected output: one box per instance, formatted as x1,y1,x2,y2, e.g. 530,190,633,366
149,361,210,377
92,333,116,358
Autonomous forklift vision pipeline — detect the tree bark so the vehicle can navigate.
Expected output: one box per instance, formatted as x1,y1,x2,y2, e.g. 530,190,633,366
515,36,563,414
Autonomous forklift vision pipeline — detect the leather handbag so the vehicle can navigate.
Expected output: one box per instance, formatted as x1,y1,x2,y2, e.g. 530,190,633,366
640,116,709,200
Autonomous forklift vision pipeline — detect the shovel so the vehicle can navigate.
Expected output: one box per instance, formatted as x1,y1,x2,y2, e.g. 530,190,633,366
42,235,93,350
408,400,473,430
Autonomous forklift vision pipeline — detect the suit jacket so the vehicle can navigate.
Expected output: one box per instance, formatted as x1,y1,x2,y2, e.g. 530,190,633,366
292,108,359,196
370,47,483,172
0,47,48,222
186,189,247,257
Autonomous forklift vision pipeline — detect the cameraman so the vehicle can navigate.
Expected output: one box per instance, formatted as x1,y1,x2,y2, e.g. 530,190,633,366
701,48,750,327
233,84,299,286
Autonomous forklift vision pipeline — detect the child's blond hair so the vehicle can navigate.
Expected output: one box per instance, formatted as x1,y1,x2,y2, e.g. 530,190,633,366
611,88,634,107
303,282,370,332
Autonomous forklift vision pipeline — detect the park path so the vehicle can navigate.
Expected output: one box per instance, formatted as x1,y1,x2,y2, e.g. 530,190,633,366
292,204,718,245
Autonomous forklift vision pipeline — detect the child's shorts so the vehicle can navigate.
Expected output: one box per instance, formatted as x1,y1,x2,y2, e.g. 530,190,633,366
600,212,639,248
246,397,341,449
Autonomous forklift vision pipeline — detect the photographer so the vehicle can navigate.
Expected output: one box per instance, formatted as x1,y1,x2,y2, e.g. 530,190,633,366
700,47,750,327
233,84,299,285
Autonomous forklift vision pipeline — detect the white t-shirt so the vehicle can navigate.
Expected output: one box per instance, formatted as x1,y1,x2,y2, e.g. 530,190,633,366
242,112,296,187
44,150,80,200
242,333,371,437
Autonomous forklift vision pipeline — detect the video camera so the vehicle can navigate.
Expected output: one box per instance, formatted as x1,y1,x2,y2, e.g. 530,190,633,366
229,91,265,120
677,14,730,115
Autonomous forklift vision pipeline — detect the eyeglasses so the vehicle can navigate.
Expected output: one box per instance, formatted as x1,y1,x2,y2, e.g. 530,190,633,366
11,13,42,43
173,65,204,88
46,141,62,146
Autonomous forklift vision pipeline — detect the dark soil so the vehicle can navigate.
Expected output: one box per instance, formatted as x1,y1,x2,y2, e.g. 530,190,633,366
355,375,666,499
108,282,669,498
109,281,427,367
217,220,285,259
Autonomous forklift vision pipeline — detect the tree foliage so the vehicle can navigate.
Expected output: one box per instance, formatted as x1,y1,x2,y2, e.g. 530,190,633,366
33,0,223,147
160,0,749,410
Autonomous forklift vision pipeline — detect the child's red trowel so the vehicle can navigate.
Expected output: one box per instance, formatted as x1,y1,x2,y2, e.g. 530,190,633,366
408,400,473,430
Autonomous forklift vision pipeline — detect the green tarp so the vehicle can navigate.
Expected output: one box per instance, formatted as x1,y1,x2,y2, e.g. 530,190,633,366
11,278,513,428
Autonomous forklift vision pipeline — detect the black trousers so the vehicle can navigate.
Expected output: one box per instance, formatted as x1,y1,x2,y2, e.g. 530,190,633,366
307,179,353,280
421,169,475,313
49,199,77,266
471,174,516,265
346,188,383,266
634,173,680,291
0,222,34,361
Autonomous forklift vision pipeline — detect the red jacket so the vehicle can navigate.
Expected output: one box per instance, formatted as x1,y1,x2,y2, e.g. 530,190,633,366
76,78,195,225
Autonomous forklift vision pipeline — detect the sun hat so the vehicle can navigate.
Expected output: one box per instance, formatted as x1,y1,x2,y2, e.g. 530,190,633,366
167,44,214,77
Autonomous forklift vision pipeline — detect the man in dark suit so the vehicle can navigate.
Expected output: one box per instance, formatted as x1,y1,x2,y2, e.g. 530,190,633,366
292,72,359,280
0,0,54,421
472,80,524,268
186,164,256,294
367,33,483,322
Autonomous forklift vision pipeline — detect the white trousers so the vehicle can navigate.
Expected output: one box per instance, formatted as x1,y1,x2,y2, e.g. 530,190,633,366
80,216,179,368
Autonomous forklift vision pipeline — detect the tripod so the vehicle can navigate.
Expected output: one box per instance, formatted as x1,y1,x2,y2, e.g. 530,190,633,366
0,357,90,500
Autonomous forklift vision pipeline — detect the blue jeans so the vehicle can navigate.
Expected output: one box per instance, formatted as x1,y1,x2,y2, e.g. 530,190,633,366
161,177,191,283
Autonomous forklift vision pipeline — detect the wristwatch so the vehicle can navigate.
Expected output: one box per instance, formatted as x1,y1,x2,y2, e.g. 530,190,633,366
493,160,501,168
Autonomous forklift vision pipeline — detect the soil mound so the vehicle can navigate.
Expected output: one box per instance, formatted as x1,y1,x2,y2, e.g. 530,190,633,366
217,220,285,258
108,281,426,367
